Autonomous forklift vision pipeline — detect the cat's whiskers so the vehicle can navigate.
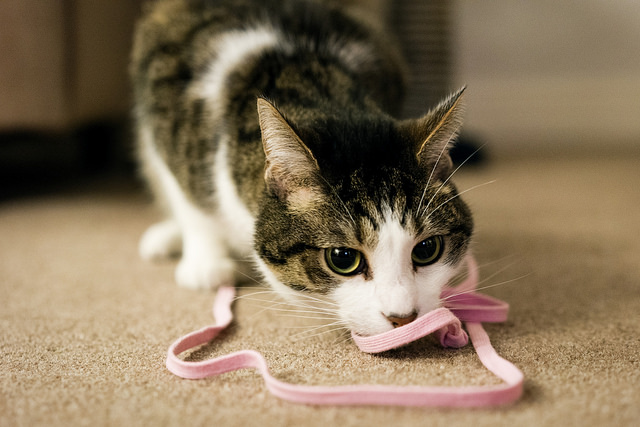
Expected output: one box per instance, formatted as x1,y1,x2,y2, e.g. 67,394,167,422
280,314,341,323
234,290,293,321
285,320,346,330
440,257,530,304
238,298,339,326
317,174,357,228
235,287,341,328
424,179,496,222
332,332,356,348
441,273,531,303
421,145,485,217
416,124,461,214
443,256,516,293
289,289,339,304
233,289,279,302
279,294,347,338
288,320,349,343
258,303,339,318
232,269,264,286
248,289,346,341
236,289,337,313
450,254,518,284
272,293,338,311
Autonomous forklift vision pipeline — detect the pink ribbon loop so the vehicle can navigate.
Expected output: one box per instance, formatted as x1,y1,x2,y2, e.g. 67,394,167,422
165,255,524,407
442,290,510,323
436,321,469,349
351,308,469,353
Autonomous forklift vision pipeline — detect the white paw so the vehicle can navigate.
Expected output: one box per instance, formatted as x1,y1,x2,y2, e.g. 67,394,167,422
175,255,236,290
139,220,182,261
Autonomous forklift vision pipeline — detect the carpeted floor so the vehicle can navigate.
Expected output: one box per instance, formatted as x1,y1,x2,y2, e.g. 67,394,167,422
1,155,639,426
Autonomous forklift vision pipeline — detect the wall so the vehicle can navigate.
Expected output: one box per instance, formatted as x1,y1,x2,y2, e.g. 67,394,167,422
0,0,142,132
2,0,638,157
0,2,70,130
453,0,640,156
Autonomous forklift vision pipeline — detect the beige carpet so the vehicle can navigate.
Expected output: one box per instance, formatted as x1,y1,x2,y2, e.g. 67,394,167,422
2,155,639,426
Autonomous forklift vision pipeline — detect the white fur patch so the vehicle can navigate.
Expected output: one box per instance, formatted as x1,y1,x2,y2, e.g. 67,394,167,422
193,26,284,254
330,38,377,74
213,136,255,255
192,26,282,120
331,212,457,336
139,219,181,260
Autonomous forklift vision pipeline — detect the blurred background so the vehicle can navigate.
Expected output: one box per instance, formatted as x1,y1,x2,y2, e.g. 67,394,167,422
1,0,638,199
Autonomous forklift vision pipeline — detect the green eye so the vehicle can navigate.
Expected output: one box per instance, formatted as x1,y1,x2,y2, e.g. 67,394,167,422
325,248,365,276
412,236,444,266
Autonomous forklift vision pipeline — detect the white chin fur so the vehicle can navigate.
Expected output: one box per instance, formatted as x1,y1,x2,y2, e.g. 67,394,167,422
331,217,460,336
330,263,455,337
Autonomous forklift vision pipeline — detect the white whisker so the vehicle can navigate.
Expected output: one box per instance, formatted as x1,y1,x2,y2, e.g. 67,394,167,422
233,289,278,302
474,260,521,287
288,322,349,342
317,174,356,227
244,299,293,321
262,305,339,316
232,269,263,285
329,330,354,347
425,179,496,222
279,314,340,321
422,144,486,216
416,124,462,214
289,291,339,305
234,287,343,333
443,257,517,293
286,322,343,330
442,273,531,301
473,273,532,293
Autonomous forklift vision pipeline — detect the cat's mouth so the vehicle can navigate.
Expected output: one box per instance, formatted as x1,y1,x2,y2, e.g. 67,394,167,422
346,312,421,337
350,307,467,353
384,311,418,328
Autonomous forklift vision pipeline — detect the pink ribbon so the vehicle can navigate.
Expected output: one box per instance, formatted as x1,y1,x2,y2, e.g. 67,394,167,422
166,256,524,407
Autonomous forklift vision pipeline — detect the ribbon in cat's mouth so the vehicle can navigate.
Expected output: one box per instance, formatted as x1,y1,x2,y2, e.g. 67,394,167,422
352,256,509,352
165,255,523,407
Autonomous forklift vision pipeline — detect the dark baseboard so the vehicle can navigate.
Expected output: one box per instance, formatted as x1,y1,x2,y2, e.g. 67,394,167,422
0,118,136,201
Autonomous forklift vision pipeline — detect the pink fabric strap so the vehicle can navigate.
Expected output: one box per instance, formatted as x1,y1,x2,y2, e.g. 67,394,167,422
166,256,524,407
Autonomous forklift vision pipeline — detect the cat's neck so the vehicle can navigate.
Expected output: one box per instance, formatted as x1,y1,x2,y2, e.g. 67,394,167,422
268,59,381,123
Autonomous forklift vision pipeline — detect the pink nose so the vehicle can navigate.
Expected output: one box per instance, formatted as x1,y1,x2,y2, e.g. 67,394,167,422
386,312,418,328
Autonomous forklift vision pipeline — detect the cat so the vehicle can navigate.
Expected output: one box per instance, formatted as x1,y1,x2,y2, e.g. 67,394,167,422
131,0,473,337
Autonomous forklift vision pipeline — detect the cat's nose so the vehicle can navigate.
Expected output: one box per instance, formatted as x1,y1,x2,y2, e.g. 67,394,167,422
385,312,418,328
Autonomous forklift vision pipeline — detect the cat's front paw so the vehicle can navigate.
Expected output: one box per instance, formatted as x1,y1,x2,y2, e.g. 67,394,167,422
139,220,182,261
175,256,236,290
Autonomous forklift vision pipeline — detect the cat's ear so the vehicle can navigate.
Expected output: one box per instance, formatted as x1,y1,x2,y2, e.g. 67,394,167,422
257,97,323,207
406,87,465,179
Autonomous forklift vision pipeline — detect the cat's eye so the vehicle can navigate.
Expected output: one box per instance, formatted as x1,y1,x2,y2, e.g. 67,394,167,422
411,236,444,266
324,248,365,276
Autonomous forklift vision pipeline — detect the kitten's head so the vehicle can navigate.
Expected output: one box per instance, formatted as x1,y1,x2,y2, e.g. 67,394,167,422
254,89,473,336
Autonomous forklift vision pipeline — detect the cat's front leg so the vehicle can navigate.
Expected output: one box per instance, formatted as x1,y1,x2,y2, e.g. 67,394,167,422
169,204,236,290
139,216,235,290
139,219,182,261
175,222,236,290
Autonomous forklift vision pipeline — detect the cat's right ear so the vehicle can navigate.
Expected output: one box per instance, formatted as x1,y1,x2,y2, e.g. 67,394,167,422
406,87,466,180
257,98,323,207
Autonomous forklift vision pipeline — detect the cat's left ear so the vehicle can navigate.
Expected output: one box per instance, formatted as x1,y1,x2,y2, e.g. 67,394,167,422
257,97,323,207
405,87,466,178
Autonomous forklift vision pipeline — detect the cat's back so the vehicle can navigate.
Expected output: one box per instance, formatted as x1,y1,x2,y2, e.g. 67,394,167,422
131,0,256,90
131,0,402,105
132,0,405,208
